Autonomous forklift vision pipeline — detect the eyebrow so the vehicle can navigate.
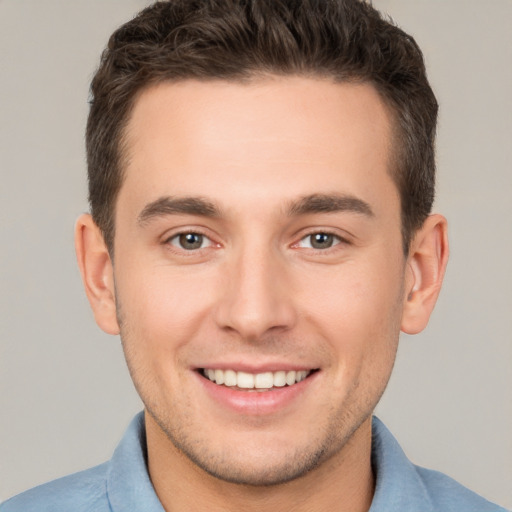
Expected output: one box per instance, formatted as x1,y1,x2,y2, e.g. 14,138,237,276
137,196,221,225
137,192,374,226
287,193,374,217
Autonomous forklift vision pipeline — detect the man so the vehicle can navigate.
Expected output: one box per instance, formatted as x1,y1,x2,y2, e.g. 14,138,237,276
1,1,508,511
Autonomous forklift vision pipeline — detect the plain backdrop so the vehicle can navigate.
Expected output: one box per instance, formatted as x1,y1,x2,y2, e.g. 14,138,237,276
1,0,511,508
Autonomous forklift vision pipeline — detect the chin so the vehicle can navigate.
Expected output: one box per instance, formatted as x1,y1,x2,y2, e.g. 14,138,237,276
172,436,330,487
147,401,366,487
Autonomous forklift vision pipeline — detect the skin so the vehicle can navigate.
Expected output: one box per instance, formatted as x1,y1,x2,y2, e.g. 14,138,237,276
76,77,448,512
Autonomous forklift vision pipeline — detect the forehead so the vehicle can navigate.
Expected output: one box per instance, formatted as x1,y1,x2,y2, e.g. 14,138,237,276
120,77,397,217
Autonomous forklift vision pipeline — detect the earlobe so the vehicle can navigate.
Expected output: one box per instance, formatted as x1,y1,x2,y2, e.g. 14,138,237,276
75,214,120,335
401,214,449,334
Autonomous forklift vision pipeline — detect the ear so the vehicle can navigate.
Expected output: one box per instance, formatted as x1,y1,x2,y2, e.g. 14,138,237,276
75,214,120,335
401,214,449,334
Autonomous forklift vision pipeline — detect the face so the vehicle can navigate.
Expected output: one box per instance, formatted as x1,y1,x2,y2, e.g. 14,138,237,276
112,77,408,485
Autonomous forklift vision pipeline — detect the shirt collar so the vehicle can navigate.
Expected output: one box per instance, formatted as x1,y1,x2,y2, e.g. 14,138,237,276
107,412,165,512
369,416,434,512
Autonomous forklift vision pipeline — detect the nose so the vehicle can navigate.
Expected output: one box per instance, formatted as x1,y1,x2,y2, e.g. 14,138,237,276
213,245,298,341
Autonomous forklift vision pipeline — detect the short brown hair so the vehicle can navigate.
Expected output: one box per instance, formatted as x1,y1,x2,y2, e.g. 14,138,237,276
87,0,438,254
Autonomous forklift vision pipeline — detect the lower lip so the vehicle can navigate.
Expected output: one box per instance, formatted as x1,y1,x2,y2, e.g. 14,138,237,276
196,371,319,416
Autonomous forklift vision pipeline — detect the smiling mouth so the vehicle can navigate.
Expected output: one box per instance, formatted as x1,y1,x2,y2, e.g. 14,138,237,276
200,368,317,391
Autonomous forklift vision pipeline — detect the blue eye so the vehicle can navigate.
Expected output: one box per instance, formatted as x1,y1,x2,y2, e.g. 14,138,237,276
169,232,212,250
298,232,341,249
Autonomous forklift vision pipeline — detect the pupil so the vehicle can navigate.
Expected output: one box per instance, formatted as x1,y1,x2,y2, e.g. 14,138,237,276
180,233,202,250
311,233,333,249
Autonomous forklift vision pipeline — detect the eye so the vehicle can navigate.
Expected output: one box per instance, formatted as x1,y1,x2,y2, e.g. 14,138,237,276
168,232,213,251
297,232,341,250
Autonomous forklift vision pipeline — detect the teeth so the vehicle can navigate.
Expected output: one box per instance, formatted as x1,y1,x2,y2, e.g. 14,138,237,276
237,371,254,389
286,371,296,386
254,372,273,389
203,368,312,389
224,369,237,387
273,371,286,387
214,369,224,385
296,370,308,383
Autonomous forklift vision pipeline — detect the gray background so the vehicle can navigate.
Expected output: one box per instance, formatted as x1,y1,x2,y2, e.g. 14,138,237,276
1,0,511,508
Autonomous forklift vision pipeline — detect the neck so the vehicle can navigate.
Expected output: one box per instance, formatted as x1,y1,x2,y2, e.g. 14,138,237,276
145,412,375,512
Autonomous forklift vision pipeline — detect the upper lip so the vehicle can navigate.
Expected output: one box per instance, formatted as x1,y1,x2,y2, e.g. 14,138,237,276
194,362,318,373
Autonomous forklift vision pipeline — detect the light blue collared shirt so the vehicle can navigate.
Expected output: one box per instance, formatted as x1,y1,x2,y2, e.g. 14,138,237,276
1,413,508,511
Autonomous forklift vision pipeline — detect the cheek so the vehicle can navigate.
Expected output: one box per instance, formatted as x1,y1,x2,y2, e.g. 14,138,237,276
115,267,219,410
302,257,402,317
115,264,217,357
296,256,404,360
